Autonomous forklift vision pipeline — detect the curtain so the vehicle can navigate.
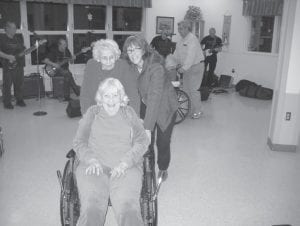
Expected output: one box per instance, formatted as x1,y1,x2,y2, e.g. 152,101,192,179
25,0,152,7
243,0,283,16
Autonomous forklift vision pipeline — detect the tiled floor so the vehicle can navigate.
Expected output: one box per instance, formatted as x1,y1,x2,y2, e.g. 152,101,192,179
0,91,299,226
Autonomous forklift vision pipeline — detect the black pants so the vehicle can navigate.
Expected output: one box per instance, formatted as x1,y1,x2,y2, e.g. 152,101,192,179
2,66,24,105
204,55,217,87
140,102,176,171
56,69,79,99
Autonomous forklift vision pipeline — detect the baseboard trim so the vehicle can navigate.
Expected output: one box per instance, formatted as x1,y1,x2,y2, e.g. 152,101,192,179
267,137,297,152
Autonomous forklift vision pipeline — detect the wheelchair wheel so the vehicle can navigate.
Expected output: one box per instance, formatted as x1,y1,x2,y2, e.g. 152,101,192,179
175,89,190,124
140,153,158,226
59,158,80,226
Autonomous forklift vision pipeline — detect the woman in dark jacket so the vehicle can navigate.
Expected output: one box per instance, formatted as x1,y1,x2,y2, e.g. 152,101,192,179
122,35,179,181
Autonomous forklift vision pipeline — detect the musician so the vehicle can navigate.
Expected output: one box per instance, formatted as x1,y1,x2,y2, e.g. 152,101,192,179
150,25,174,58
200,27,222,87
43,38,80,101
0,21,26,109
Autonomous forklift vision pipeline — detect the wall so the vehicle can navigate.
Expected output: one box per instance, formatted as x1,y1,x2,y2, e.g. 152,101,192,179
146,0,279,88
268,0,300,149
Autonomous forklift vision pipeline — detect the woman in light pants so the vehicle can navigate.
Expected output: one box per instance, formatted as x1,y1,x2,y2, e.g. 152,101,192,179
182,62,204,118
74,78,150,226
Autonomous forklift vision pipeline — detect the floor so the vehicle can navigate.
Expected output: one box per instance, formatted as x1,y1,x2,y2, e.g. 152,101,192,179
0,91,300,226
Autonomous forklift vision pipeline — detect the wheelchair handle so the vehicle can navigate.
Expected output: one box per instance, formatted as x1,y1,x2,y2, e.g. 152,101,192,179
57,170,63,191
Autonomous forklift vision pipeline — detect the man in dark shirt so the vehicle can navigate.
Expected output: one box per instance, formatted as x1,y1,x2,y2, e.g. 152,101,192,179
44,38,80,101
150,26,174,58
200,27,222,87
0,21,26,109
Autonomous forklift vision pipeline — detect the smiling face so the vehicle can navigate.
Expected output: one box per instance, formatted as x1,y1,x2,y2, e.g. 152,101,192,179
127,44,144,67
178,24,189,38
99,49,117,70
102,86,121,116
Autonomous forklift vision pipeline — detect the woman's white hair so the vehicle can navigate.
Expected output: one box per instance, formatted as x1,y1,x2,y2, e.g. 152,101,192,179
95,78,129,107
92,39,121,62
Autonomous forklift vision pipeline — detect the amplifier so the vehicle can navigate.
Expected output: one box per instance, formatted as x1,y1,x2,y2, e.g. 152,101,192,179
23,73,45,99
219,74,233,88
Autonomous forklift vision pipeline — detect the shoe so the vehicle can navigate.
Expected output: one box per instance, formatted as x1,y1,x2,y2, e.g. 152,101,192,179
4,103,14,109
191,112,203,119
158,170,168,181
16,100,26,107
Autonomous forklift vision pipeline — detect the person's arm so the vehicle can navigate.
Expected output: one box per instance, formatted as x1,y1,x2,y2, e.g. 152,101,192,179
120,106,150,168
73,105,98,163
80,59,97,115
43,50,60,68
143,63,165,131
0,51,15,62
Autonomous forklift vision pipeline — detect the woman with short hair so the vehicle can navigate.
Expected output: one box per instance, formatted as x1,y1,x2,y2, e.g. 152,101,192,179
123,35,179,181
80,39,140,116
74,77,149,226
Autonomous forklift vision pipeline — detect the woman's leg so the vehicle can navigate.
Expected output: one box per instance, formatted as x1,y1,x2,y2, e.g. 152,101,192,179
76,163,110,226
156,112,176,171
110,167,144,226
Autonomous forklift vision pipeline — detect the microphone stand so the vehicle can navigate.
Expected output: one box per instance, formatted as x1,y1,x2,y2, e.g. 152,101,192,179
33,39,47,116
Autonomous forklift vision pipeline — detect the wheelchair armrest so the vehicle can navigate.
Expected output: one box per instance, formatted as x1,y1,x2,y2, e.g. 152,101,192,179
66,149,76,159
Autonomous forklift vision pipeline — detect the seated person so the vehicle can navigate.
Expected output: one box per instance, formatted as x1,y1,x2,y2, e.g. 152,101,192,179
43,38,80,101
73,77,150,226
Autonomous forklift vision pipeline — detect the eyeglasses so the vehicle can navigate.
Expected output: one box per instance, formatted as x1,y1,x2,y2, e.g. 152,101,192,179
127,47,142,54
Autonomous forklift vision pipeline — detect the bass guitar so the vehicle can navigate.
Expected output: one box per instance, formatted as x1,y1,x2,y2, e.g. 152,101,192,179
7,39,47,70
203,46,222,57
44,47,91,77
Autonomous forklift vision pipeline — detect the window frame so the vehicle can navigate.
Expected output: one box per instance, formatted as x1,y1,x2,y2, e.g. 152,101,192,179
247,15,281,55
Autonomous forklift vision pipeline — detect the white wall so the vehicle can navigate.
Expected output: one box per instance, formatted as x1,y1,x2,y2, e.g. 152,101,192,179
146,0,279,88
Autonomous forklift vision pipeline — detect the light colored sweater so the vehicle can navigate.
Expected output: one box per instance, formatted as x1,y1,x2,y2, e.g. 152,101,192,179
73,105,150,168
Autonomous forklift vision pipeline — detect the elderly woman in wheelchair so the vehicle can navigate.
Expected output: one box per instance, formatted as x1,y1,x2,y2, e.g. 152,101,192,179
73,77,150,226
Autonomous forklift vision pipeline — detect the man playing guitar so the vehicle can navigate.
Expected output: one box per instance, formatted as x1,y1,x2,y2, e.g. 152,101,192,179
43,38,81,101
0,21,26,109
200,27,222,87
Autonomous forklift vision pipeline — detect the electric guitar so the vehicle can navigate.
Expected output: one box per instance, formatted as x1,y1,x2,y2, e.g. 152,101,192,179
203,46,222,57
44,47,91,77
7,39,47,70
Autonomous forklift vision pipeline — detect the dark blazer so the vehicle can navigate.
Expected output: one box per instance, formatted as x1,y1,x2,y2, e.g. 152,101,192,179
137,53,179,132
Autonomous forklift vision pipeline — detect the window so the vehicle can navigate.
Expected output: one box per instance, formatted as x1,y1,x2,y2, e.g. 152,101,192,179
113,7,142,31
0,1,21,29
248,16,281,53
30,35,66,65
1,1,145,68
73,33,106,64
27,2,68,31
74,5,106,30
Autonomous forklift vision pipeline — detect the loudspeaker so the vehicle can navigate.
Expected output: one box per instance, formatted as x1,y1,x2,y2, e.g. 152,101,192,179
23,73,45,99
52,76,64,98
219,74,233,88
66,99,81,118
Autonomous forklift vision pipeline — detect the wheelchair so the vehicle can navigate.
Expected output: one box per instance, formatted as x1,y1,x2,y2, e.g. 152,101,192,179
172,80,191,125
57,149,159,226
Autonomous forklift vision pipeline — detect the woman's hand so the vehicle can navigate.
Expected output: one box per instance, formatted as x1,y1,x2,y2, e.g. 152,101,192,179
85,158,103,176
111,162,128,178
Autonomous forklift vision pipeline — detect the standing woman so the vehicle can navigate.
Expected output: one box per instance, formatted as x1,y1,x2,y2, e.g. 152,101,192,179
80,39,140,115
123,35,179,180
